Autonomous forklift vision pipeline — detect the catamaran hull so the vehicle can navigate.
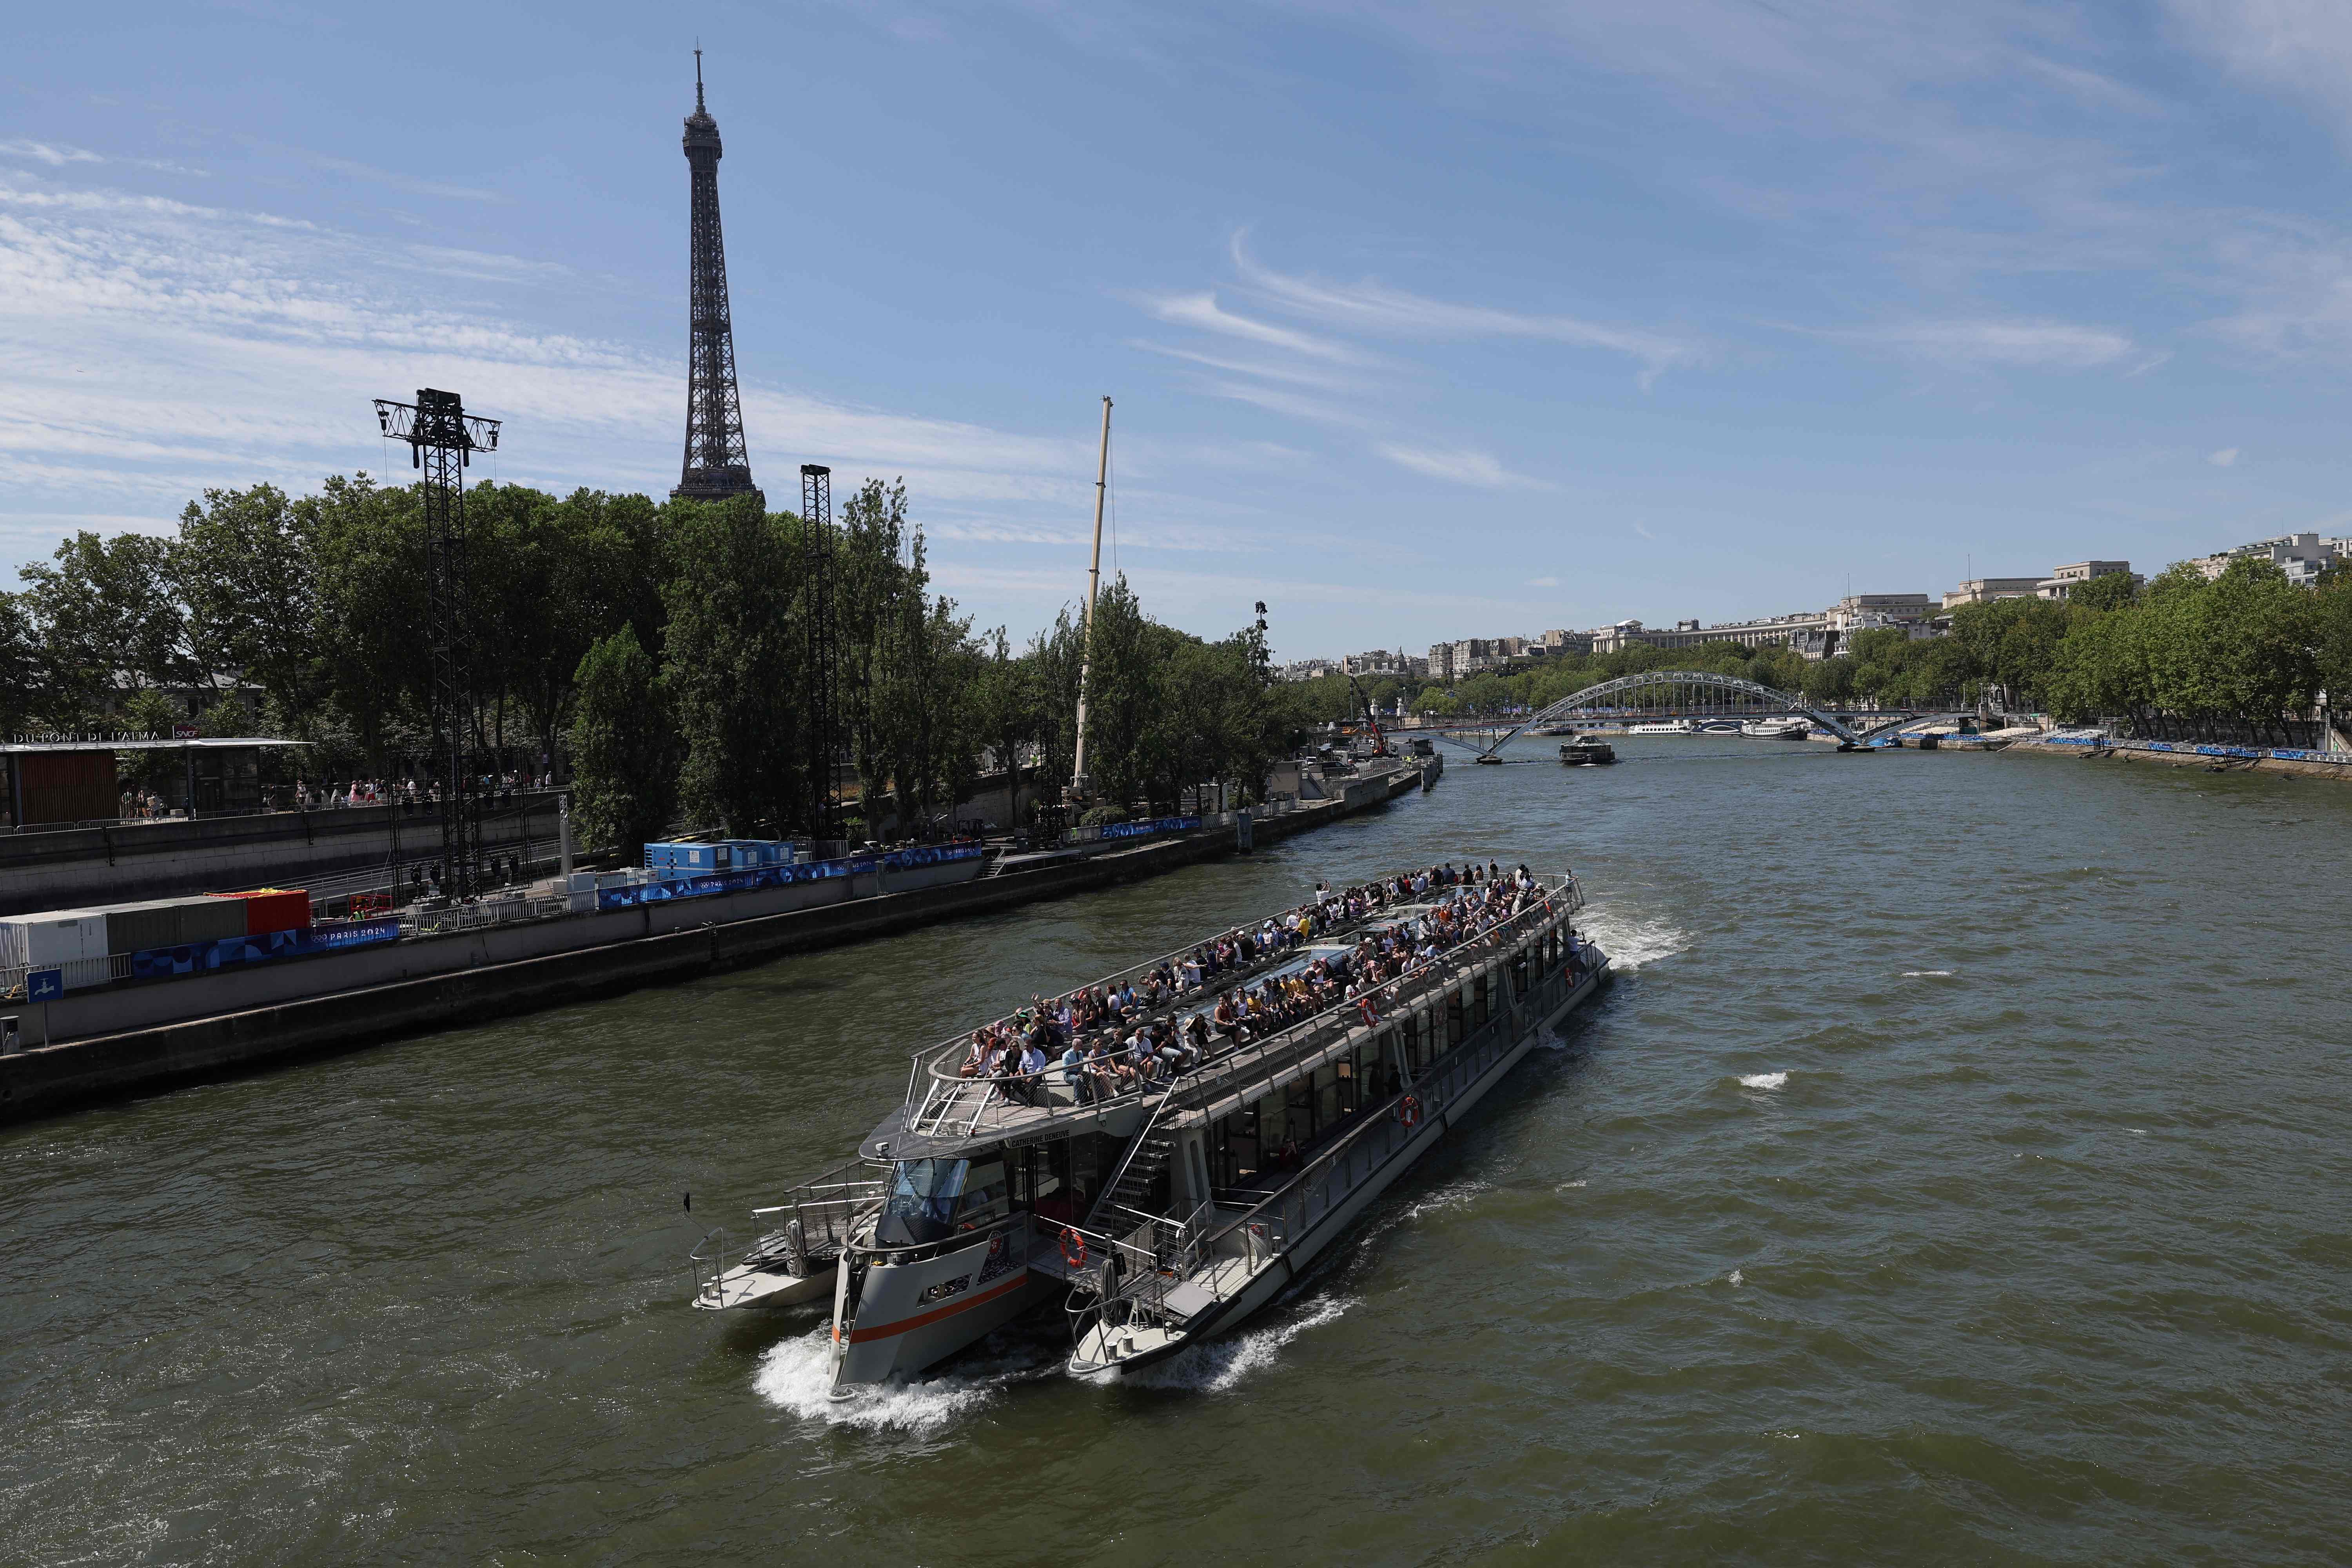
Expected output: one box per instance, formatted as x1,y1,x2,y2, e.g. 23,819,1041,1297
827,1227,1056,1390
1087,955,1612,1375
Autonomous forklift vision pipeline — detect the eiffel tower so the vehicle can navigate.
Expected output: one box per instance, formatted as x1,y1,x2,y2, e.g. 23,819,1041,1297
673,51,760,504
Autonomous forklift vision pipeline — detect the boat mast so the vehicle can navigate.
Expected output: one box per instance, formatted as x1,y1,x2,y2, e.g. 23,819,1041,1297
1068,395,1112,804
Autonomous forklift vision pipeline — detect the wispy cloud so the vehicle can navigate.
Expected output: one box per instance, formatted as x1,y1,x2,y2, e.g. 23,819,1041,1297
1377,444,1547,489
1231,235,1703,382
2207,446,2241,466
1125,339,1360,389
0,140,103,167
0,168,1101,575
2162,0,2352,138
0,138,206,177
1204,379,1375,430
1139,290,1368,363
1828,318,2138,368
299,152,506,204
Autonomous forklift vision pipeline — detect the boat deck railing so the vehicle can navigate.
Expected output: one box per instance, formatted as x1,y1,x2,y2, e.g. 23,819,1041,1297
896,864,1531,1139
1200,938,1604,1261
746,1156,888,1262
901,874,1582,1147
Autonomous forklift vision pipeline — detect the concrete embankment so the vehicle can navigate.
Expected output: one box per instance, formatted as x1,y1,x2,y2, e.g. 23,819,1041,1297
0,765,1422,1124
2002,733,2352,785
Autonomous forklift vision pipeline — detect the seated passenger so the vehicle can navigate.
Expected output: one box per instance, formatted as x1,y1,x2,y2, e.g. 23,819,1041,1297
1185,1011,1212,1060
1062,1040,1094,1105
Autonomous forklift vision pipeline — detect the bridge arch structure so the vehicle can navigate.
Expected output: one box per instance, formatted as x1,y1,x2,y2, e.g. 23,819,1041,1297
1475,670,1862,755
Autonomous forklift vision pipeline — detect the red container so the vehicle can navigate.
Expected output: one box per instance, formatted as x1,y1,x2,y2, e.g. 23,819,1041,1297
207,889,314,935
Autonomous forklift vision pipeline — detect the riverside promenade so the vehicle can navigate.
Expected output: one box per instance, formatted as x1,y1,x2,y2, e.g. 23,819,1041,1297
2004,729,2352,785
0,760,1427,1124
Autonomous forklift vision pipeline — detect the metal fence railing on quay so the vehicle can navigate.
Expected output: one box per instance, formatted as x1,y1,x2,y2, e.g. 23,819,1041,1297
408,895,570,937
299,835,568,906
907,874,1583,1142
0,952,133,1000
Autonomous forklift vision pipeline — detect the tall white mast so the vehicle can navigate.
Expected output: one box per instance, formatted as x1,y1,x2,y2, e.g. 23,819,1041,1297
1069,395,1112,802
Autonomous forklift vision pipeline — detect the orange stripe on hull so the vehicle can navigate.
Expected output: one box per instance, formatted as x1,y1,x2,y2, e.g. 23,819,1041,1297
843,1269,1033,1343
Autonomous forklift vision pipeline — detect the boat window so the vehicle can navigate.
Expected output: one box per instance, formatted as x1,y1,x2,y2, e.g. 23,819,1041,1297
1011,1143,1065,1215
1286,1077,1318,1142
1316,1063,1343,1129
1511,951,1530,999
1471,975,1490,1029
1446,990,1465,1046
885,1158,967,1230
1335,1056,1358,1117
958,1159,1009,1228
1214,1102,1259,1188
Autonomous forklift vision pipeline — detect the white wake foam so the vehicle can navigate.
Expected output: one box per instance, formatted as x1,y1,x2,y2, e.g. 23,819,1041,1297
1575,908,1689,973
1398,1178,1488,1225
1900,969,1957,978
1729,1268,1744,1286
1739,1072,1788,1090
1123,1296,1355,1394
753,1330,1037,1434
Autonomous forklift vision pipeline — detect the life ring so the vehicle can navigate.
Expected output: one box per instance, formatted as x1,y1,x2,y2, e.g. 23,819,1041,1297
1060,1226,1087,1269
1356,996,1378,1026
1399,1094,1422,1129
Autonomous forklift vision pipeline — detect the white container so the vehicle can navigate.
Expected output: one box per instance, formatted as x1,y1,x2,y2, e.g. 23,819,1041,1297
0,911,110,970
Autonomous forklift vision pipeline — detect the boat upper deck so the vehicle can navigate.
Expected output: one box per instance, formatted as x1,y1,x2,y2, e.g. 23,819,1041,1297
858,868,1585,1162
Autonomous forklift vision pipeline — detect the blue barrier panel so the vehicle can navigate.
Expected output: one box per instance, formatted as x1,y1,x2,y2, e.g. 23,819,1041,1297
303,918,401,953
1097,817,1202,842
125,919,399,981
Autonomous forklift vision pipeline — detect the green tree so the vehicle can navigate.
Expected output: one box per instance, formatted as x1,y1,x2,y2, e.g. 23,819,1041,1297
2069,571,2139,613
306,474,424,772
0,592,38,734
1074,575,1159,809
20,530,188,715
662,497,804,834
568,624,676,853
174,484,319,717
2314,567,2352,736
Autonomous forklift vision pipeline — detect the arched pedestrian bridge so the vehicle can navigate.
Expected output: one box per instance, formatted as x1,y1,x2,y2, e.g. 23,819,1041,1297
1469,671,1864,757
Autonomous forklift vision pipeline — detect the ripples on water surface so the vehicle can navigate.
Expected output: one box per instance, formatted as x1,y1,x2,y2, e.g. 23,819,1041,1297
6,741,2351,1563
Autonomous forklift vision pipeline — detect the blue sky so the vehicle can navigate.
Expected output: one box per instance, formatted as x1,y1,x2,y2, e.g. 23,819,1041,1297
6,1,2352,659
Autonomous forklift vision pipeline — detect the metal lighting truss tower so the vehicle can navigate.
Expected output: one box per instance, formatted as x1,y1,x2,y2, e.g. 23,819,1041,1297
800,464,839,840
374,387,501,898
673,51,760,504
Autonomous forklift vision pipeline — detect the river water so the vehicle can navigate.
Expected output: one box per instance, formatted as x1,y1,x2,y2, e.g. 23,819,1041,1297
6,739,2351,1565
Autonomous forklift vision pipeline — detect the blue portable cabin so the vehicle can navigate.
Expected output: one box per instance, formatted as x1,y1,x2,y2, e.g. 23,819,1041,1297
720,839,785,869
643,841,730,874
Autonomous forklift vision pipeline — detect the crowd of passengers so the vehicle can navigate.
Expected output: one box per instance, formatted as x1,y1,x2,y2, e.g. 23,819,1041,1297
954,859,1586,1108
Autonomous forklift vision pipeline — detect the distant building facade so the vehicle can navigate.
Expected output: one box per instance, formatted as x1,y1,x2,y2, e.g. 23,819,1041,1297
2036,562,2135,601
2189,534,2347,588
1943,577,2044,609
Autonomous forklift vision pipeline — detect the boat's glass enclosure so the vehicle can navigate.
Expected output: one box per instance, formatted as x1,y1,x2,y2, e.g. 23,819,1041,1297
876,1155,1009,1245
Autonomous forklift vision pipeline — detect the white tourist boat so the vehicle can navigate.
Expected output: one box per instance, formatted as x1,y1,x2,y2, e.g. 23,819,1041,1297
690,866,1610,1390
1740,719,1811,739
1626,719,1700,735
